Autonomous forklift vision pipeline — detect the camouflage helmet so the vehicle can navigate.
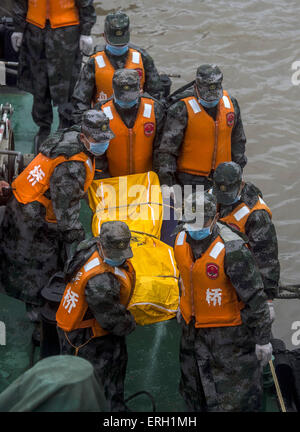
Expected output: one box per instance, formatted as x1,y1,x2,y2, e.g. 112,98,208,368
104,11,130,46
195,64,223,102
113,69,140,102
213,162,242,205
99,221,133,260
81,109,115,142
182,191,217,228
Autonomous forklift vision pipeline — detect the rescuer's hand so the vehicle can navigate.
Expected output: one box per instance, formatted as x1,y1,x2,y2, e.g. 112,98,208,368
79,35,93,55
11,32,23,52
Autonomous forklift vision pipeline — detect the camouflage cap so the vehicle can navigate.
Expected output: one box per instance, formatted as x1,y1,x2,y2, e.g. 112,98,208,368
195,64,223,102
104,11,130,46
213,162,242,205
181,191,217,227
113,69,140,102
81,109,115,142
99,221,133,260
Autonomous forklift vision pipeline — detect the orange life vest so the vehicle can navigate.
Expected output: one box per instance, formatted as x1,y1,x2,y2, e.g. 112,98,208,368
220,196,272,233
177,91,234,177
91,48,146,103
56,250,136,338
174,231,244,327
12,152,95,223
26,0,79,29
101,97,156,176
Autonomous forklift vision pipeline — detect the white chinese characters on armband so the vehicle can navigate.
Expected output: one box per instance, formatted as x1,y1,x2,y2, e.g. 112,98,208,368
63,287,79,314
206,288,222,306
27,165,46,187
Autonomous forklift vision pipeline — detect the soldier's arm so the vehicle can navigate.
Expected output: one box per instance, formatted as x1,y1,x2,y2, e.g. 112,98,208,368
71,57,96,124
85,272,136,336
230,96,247,170
75,0,96,35
245,210,280,300
94,154,110,180
153,100,188,187
224,240,272,345
152,100,166,152
12,0,28,32
132,46,163,100
50,161,86,245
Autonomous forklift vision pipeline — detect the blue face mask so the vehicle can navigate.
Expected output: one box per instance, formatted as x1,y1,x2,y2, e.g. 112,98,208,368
89,141,109,155
199,97,221,108
106,44,129,56
104,257,126,267
114,97,139,108
187,226,211,241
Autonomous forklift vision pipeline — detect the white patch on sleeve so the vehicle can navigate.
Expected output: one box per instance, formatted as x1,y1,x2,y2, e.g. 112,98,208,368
84,258,100,272
209,242,224,259
176,231,186,246
103,106,113,120
258,196,266,206
114,267,126,279
95,55,106,68
222,95,231,109
132,51,140,64
188,99,201,114
85,158,93,172
233,205,250,222
143,103,152,119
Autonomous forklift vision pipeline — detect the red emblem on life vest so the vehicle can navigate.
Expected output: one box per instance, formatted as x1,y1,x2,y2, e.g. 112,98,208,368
226,112,235,127
144,122,155,137
135,68,143,78
206,263,219,279
228,223,241,232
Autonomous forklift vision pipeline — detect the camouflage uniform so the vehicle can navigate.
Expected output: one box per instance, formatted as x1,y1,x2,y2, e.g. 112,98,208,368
154,65,247,190
0,127,94,307
176,192,271,412
70,11,163,126
57,233,136,412
93,69,165,179
218,182,280,300
13,0,96,130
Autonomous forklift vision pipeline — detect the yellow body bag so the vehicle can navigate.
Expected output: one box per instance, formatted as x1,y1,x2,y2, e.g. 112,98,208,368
88,171,179,325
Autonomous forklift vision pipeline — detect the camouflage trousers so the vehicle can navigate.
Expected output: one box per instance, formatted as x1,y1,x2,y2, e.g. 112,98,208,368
18,22,82,129
179,320,263,412
57,327,128,412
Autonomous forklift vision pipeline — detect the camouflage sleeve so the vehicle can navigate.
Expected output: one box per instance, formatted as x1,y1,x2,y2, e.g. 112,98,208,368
153,100,188,187
85,272,136,336
137,47,163,100
245,210,280,300
50,161,86,244
152,100,166,152
231,96,247,169
224,240,272,345
71,56,96,124
94,154,110,180
12,0,28,32
75,0,97,35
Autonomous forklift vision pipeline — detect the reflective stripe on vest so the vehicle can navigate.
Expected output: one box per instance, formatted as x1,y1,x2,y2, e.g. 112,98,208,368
220,197,272,234
26,0,79,29
101,97,156,176
12,152,95,223
174,232,243,327
56,250,135,338
92,48,145,103
177,91,234,176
